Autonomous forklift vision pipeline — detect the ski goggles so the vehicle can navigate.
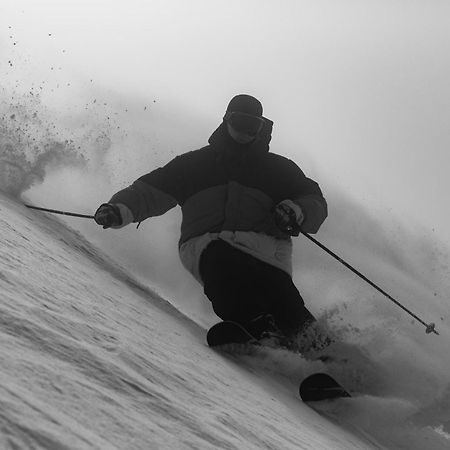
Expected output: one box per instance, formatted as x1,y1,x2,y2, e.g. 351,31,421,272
224,111,265,136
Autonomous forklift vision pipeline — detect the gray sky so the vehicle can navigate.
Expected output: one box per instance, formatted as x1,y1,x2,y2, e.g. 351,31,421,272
2,0,450,245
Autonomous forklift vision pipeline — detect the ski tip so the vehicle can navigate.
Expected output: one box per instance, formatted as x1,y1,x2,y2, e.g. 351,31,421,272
299,373,351,402
206,321,257,348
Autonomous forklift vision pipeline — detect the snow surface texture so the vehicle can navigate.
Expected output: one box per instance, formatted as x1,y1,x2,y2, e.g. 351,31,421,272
0,194,380,450
1,88,450,449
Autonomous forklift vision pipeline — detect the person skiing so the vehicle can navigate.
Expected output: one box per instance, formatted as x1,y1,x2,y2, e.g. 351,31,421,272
94,94,328,344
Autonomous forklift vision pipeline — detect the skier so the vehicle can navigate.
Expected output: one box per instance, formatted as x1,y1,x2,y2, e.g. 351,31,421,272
94,94,328,344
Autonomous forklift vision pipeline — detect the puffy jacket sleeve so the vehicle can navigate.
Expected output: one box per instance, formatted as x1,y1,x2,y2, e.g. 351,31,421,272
293,187,328,233
109,155,187,223
285,160,328,234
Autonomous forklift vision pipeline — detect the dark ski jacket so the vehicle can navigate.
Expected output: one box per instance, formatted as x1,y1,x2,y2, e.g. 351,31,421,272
109,119,328,248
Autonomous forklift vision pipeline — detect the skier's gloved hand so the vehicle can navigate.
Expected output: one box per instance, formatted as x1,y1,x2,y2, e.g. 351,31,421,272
94,203,123,229
273,199,304,236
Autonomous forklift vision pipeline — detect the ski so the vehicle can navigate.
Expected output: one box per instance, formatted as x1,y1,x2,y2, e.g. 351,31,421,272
207,320,259,347
299,373,351,402
207,322,351,402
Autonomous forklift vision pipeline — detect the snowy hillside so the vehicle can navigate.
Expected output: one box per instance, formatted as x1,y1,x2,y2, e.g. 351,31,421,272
2,2,450,448
0,193,386,449
1,92,450,449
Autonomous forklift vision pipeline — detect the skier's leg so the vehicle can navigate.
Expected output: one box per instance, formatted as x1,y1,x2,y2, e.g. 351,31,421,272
257,268,334,352
199,240,267,323
199,239,315,338
256,265,316,338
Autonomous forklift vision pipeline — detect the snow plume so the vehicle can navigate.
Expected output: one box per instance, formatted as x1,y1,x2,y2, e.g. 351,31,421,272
287,190,450,448
9,83,208,321
0,91,87,196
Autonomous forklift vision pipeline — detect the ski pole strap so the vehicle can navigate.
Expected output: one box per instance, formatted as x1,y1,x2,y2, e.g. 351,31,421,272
300,230,439,335
25,204,94,219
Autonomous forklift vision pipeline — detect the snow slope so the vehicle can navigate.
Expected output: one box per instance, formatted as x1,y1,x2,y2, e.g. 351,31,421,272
0,193,383,449
1,82,450,449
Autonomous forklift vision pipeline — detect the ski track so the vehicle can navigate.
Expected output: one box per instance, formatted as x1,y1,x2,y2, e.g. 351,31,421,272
0,194,383,450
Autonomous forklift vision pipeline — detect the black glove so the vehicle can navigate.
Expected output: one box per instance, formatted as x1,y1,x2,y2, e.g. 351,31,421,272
273,200,304,236
94,203,123,229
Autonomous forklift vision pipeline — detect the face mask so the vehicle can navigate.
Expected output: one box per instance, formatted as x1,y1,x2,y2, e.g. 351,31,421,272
226,123,258,144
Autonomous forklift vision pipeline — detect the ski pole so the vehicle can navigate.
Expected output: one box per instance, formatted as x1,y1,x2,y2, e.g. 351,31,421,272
25,204,94,220
300,230,439,335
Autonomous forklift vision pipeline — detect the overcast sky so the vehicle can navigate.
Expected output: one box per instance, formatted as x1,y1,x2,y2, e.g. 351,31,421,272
2,0,450,247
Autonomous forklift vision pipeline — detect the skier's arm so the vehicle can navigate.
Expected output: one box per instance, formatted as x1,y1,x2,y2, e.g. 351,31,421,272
292,178,328,234
97,156,184,228
278,160,328,234
108,179,178,226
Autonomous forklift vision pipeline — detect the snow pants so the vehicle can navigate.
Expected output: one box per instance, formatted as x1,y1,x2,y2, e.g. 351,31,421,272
199,239,316,338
